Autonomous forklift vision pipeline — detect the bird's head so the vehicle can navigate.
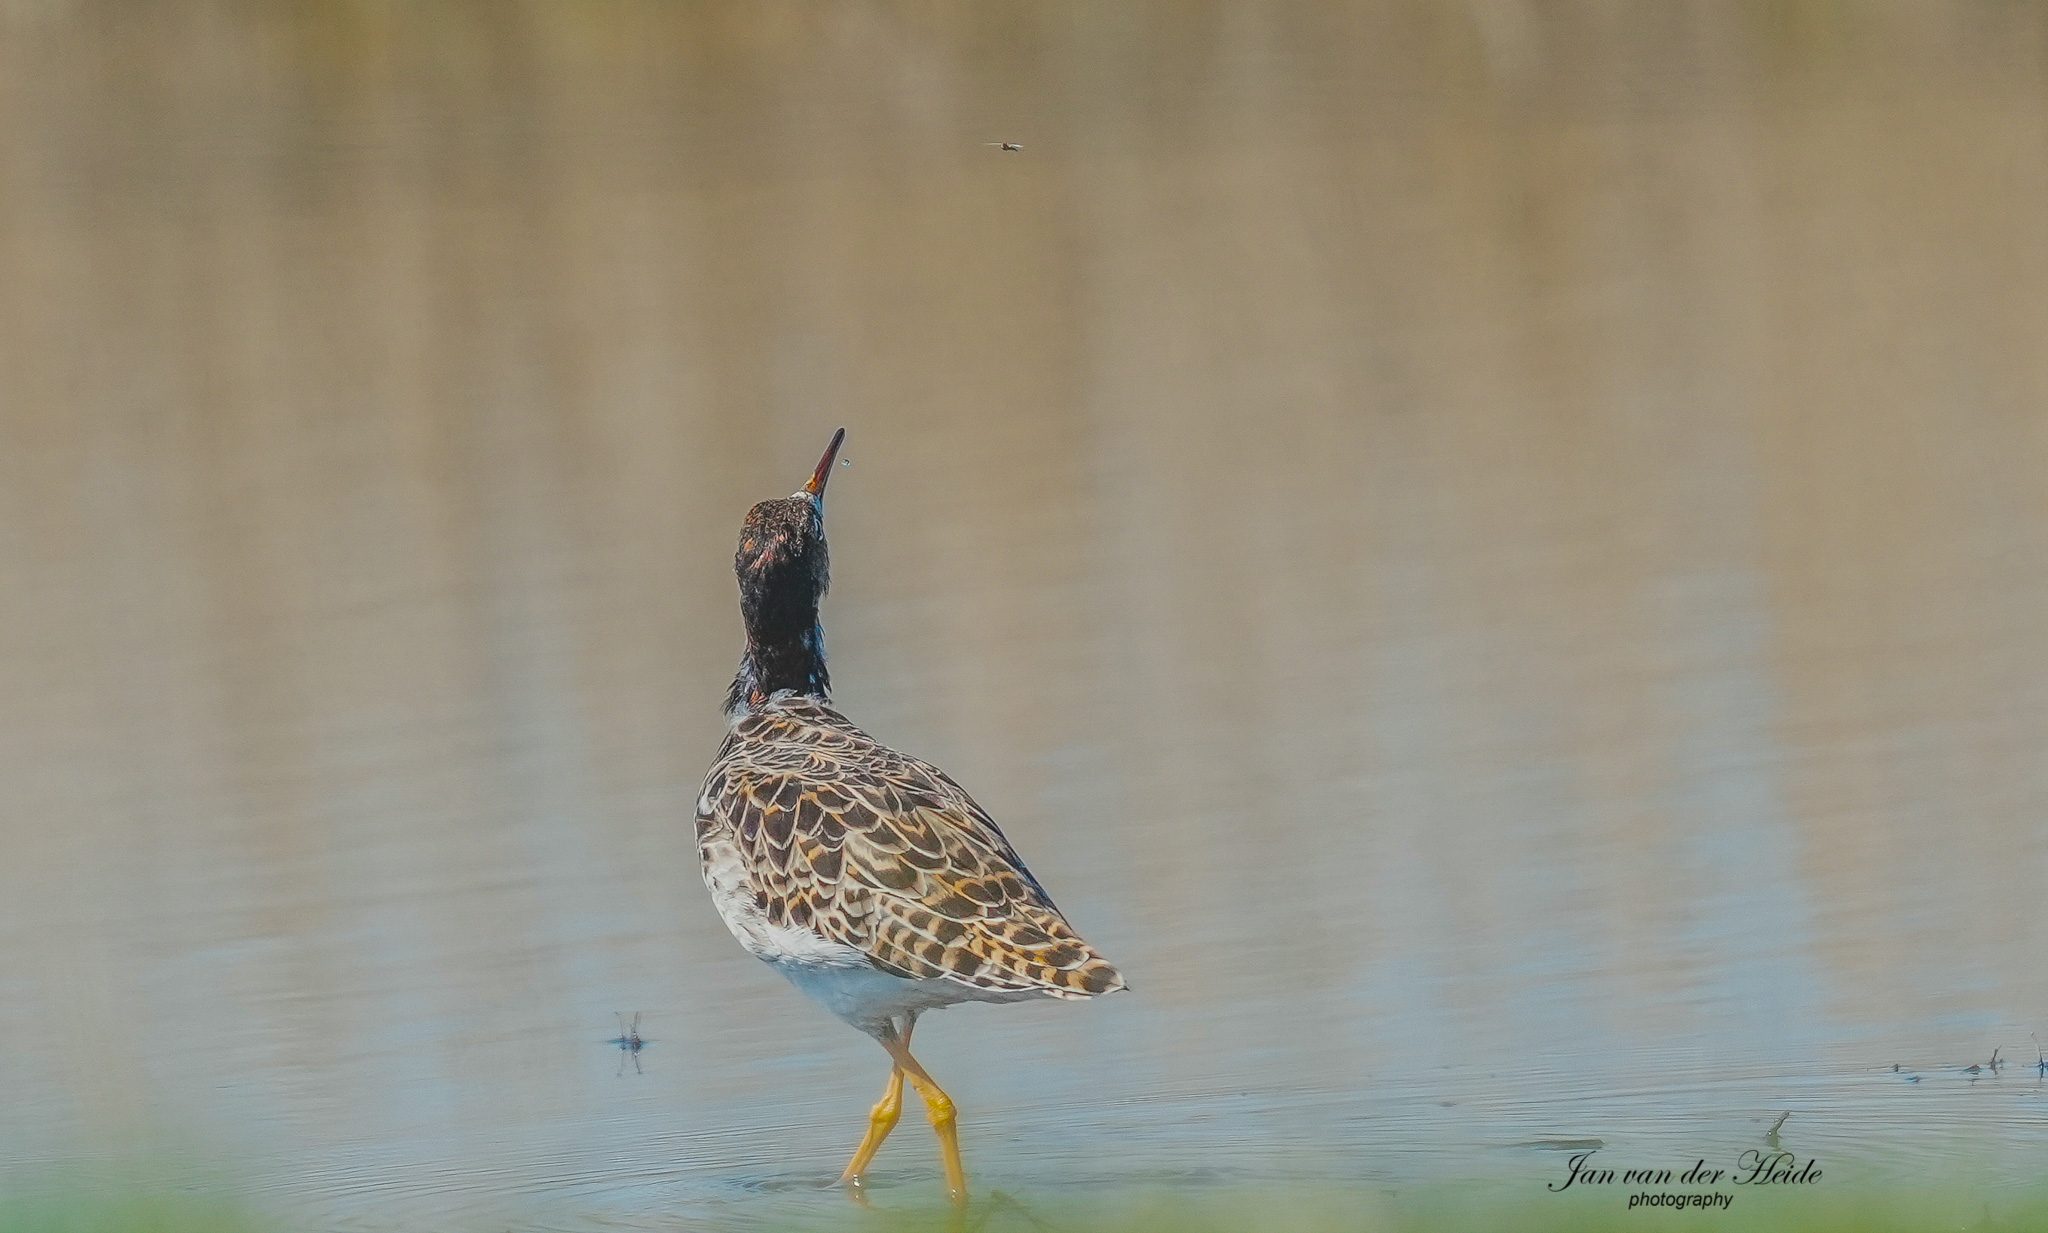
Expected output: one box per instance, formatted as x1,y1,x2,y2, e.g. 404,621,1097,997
733,428,843,638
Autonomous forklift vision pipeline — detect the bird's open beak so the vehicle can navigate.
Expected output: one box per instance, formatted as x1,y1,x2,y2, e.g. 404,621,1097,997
803,427,846,498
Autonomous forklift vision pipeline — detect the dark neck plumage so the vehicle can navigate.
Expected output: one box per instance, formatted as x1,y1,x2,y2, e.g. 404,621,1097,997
726,597,830,717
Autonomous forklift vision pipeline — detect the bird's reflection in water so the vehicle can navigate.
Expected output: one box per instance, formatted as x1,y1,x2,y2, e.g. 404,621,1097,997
842,1185,1058,1233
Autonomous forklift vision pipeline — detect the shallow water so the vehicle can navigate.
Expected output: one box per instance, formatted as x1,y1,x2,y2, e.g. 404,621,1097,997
3,3,2048,1229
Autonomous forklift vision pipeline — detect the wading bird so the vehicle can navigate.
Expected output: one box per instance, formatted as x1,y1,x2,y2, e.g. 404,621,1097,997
695,429,1124,1201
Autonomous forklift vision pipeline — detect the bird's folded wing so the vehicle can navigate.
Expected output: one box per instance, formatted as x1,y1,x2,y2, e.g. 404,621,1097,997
712,759,1124,999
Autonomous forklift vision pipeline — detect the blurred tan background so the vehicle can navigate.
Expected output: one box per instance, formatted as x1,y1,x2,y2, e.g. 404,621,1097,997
2,2,2046,1227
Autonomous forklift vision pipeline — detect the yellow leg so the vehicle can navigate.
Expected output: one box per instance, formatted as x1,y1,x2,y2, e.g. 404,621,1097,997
840,1068,904,1184
839,1015,916,1186
877,1028,968,1203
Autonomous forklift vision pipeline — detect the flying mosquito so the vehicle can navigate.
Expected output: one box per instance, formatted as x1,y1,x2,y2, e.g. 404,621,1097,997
983,141,1023,152
608,1012,648,1076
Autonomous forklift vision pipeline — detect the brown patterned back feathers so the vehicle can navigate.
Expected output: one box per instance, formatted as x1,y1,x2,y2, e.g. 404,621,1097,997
698,695,1125,999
